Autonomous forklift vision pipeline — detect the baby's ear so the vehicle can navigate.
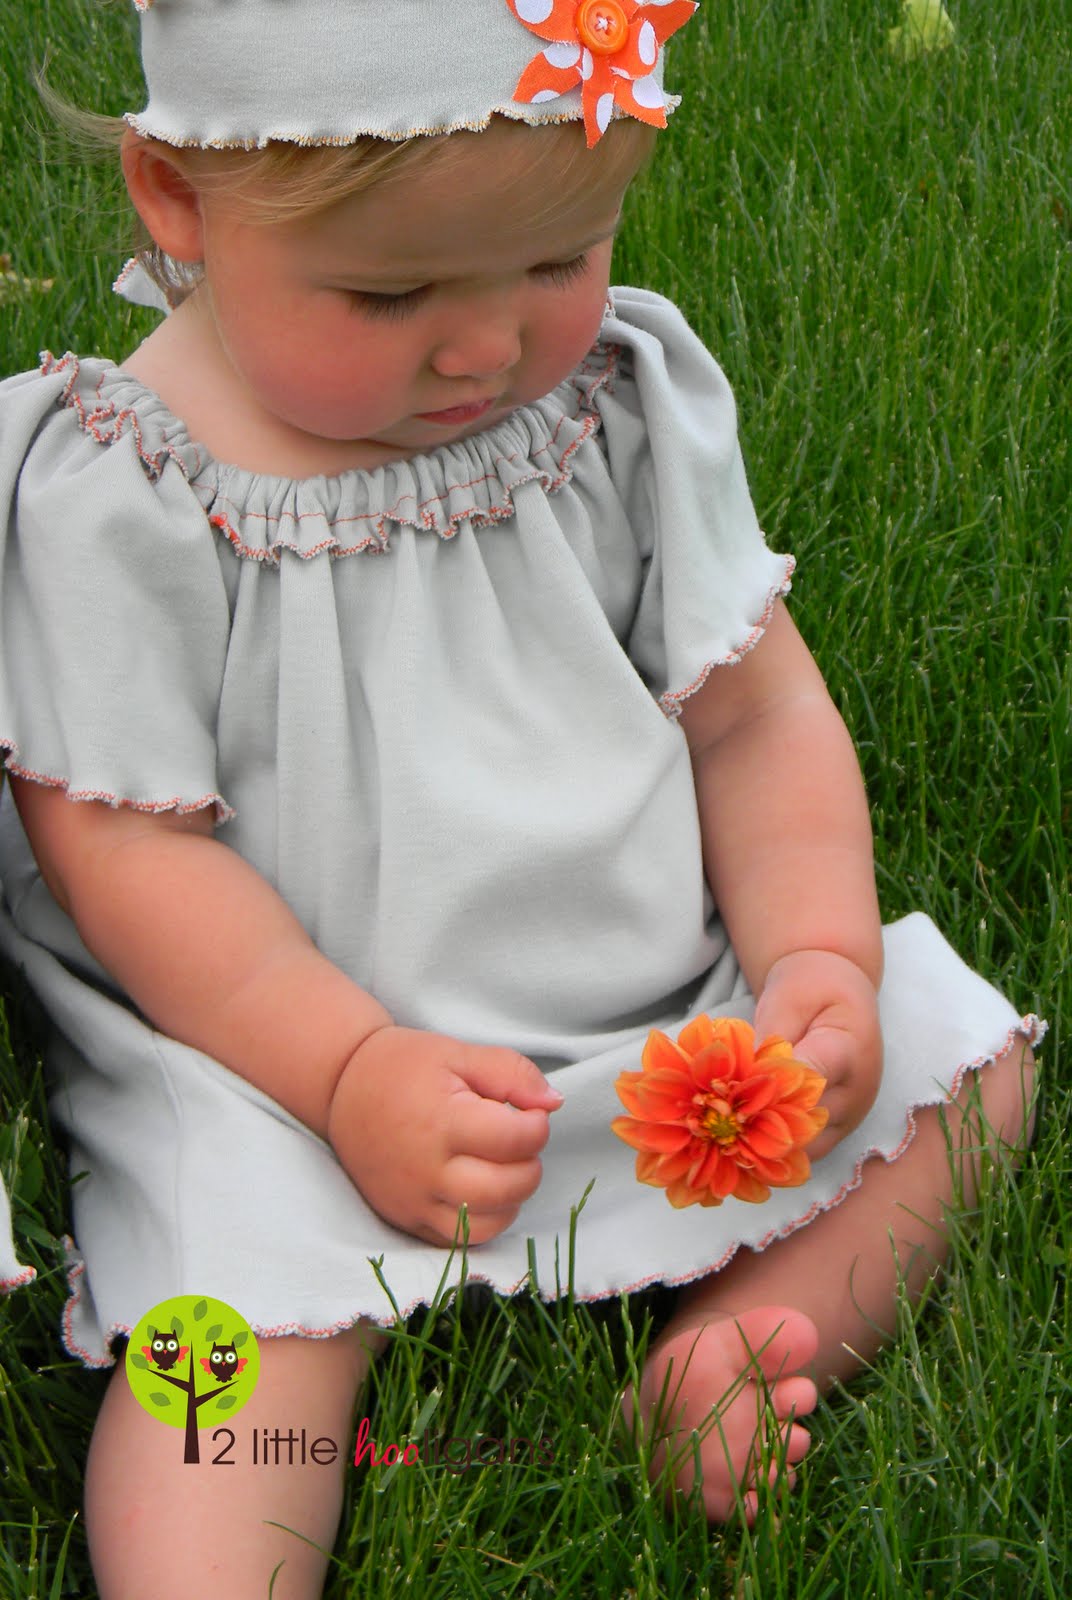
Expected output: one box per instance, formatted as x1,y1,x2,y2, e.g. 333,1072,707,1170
120,130,205,264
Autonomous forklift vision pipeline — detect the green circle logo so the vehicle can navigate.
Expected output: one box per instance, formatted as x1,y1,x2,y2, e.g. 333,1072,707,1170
127,1295,260,1461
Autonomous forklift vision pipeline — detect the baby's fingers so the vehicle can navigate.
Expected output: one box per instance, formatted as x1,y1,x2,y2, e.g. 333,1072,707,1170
412,1202,522,1249
437,1153,544,1215
448,1093,553,1162
454,1046,564,1112
792,1023,856,1092
410,1150,546,1247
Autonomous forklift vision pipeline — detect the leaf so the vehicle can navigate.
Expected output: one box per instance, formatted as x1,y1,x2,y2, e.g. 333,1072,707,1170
204,1323,223,1341
412,1386,443,1435
149,1392,172,1407
214,1393,237,1411
889,0,955,60
193,1298,208,1320
232,1331,249,1348
12,1142,44,1207
13,1215,54,1246
129,1352,150,1370
170,1316,185,1336
0,1117,45,1206
46,1510,78,1600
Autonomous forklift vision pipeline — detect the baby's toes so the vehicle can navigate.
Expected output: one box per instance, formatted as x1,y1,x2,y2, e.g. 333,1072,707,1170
747,1413,811,1487
784,1419,811,1467
771,1374,818,1421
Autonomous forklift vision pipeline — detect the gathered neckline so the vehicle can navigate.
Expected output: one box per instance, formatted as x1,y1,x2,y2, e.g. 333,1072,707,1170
39,332,622,560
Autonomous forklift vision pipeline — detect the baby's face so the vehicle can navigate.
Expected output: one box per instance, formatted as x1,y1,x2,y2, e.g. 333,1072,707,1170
192,129,630,466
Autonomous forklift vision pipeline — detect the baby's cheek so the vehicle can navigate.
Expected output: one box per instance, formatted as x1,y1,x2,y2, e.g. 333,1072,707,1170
267,337,394,438
543,294,610,382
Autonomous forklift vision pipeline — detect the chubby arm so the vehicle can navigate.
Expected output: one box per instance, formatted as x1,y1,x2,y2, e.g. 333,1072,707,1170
10,781,560,1242
677,601,884,1155
10,781,390,1133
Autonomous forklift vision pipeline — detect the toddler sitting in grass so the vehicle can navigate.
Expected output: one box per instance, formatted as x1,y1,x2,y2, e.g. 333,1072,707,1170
0,3,1040,1594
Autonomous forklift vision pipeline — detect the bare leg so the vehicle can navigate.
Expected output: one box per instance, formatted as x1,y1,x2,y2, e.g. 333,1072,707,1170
85,1324,383,1600
633,1037,1036,1520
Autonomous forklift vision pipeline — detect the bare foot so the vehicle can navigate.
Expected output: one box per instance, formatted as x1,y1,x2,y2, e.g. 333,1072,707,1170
628,1305,820,1521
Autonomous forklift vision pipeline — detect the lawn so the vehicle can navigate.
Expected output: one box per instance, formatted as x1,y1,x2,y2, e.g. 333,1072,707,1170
1,1,1069,1595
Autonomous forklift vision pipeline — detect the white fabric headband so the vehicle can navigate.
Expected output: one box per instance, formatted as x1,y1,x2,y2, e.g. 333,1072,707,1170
128,0,697,150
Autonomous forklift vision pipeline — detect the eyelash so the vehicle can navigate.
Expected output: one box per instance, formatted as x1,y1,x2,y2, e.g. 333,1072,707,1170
534,253,591,289
347,253,591,321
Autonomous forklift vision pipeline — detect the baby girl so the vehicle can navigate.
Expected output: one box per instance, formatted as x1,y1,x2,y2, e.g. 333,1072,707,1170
0,3,1039,1595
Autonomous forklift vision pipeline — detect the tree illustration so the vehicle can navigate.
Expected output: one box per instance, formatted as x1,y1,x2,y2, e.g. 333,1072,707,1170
126,1295,259,1463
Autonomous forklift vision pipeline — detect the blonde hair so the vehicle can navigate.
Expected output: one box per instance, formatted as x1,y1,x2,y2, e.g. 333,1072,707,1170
41,80,655,305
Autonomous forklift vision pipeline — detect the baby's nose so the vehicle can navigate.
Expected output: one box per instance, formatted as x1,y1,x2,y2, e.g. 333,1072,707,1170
431,312,522,381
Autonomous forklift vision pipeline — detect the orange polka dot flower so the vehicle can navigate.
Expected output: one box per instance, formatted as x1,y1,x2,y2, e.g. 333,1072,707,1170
507,0,698,147
611,1016,830,1208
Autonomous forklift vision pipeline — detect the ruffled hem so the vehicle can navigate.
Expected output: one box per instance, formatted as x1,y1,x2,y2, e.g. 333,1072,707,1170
39,341,622,560
658,553,797,717
0,736,233,824
56,1011,1045,1368
1,1265,37,1292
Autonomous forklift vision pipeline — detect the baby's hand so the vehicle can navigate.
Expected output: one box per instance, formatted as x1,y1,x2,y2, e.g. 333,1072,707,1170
752,949,882,1162
326,1026,563,1247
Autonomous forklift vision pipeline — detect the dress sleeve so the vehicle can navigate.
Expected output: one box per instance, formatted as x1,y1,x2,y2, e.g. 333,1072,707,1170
594,287,795,716
0,364,232,818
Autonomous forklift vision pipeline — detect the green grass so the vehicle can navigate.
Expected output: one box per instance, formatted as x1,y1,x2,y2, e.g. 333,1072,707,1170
1,0,1069,1594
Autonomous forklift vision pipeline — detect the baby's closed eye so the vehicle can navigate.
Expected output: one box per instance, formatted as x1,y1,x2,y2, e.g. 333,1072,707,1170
345,254,591,320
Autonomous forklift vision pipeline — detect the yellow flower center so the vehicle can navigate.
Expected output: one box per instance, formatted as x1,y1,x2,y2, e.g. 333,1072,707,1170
698,1094,741,1146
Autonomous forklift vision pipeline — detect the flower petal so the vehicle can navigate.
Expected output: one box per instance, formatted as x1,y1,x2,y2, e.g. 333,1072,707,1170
630,1075,697,1113
754,1034,797,1066
676,1014,717,1054
639,1027,691,1077
513,52,582,104
739,1113,796,1164
665,1173,728,1208
707,1149,746,1200
614,1069,690,1121
636,0,698,46
730,1169,773,1204
752,1147,812,1186
610,1115,691,1154
790,1070,830,1111
773,1104,829,1145
506,0,585,45
733,1071,786,1116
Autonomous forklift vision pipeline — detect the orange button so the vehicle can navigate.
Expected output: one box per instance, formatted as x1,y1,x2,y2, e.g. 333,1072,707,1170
576,0,629,55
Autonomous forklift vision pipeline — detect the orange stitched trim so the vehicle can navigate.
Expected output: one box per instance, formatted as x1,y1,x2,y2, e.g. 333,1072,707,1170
60,1253,114,1369
0,1264,37,1291
40,352,205,481
58,1243,394,1368
111,257,141,295
656,553,796,720
193,343,621,559
1,742,233,823
42,343,620,558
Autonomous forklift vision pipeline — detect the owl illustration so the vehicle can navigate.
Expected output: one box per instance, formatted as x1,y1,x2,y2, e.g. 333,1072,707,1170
143,1329,188,1370
200,1339,248,1382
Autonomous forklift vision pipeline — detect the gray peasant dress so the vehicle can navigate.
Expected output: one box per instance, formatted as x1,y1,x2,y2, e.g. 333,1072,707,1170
0,287,1042,1365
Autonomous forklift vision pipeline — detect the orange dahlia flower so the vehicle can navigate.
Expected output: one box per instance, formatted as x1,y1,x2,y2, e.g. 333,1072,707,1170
507,0,697,147
611,1016,829,1208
